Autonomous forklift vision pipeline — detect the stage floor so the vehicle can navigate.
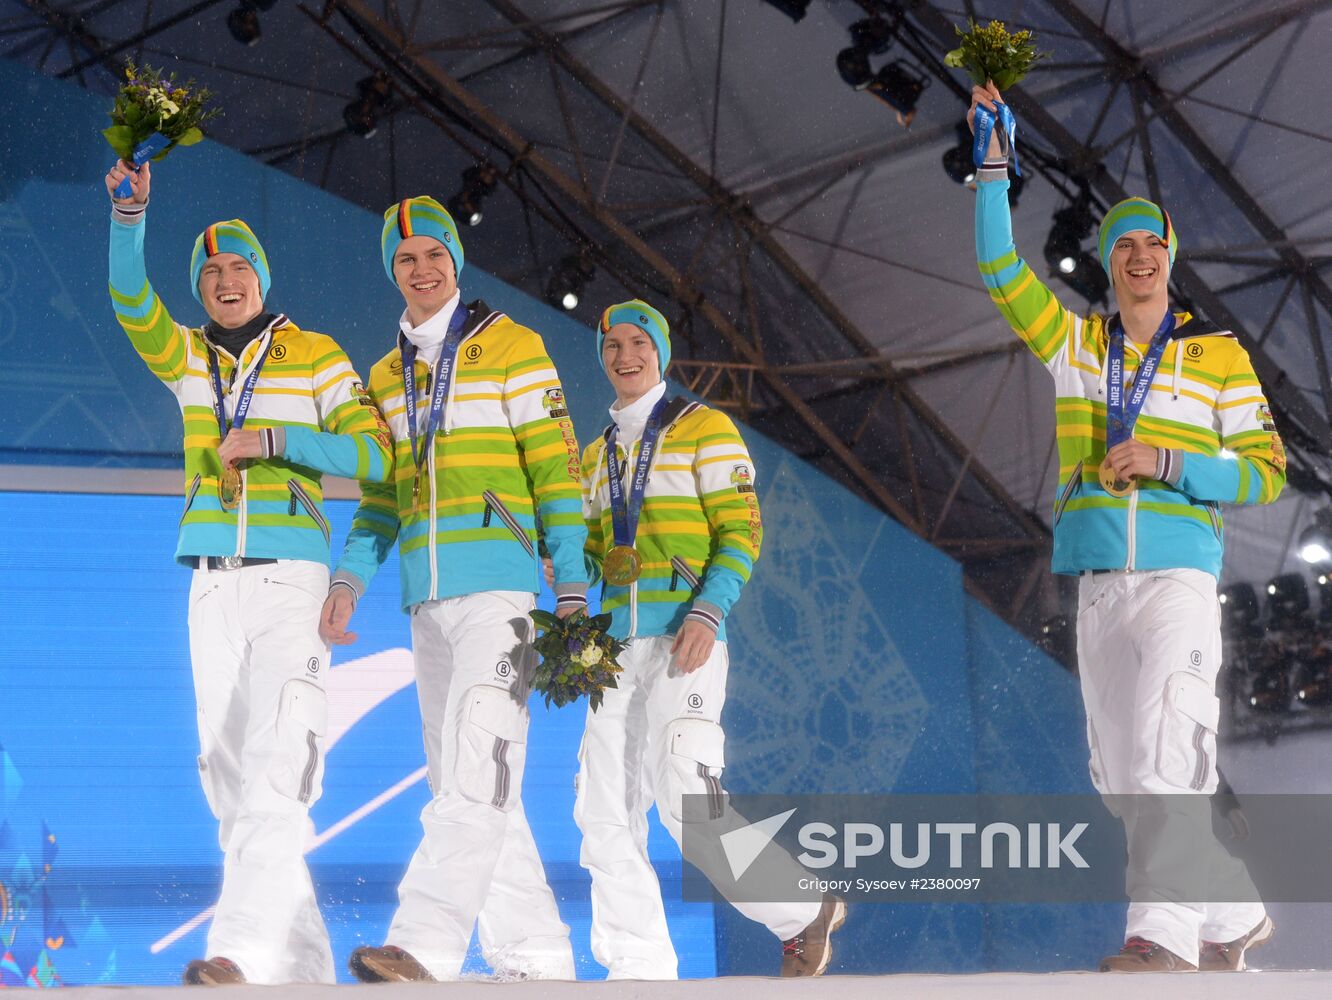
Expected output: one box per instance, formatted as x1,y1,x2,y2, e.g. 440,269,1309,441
58,971,1332,999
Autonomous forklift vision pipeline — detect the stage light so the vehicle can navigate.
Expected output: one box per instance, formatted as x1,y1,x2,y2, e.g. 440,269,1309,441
942,123,975,184
1317,572,1332,622
1219,582,1261,637
836,17,897,92
226,0,276,45
227,4,261,46
1248,670,1291,713
1296,638,1332,706
1056,251,1108,305
1036,613,1074,664
1266,572,1310,623
1298,509,1332,565
447,163,500,227
867,60,928,126
343,74,392,138
836,46,874,90
546,254,595,312
761,0,810,22
1045,195,1095,277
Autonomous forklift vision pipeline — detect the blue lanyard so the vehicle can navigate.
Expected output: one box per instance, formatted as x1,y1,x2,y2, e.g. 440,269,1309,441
606,396,671,548
400,304,469,479
972,101,1021,176
1106,310,1176,449
208,340,269,439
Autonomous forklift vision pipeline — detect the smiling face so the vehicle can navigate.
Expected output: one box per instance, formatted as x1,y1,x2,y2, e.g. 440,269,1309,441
1109,230,1171,307
393,235,457,325
198,253,264,329
601,322,661,406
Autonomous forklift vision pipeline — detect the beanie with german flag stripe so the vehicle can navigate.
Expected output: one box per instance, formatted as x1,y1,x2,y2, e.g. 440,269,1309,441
1097,197,1178,276
190,219,271,306
381,196,464,285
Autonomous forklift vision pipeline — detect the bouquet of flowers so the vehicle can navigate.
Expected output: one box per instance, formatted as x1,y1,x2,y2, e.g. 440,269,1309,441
529,609,626,712
944,19,1046,90
103,63,219,194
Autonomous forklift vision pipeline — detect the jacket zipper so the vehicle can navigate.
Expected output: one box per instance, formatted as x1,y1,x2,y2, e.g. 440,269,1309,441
1125,487,1139,570
427,435,439,601
180,473,201,526
483,489,535,557
1053,460,1083,527
236,466,248,557
287,480,331,543
671,555,701,592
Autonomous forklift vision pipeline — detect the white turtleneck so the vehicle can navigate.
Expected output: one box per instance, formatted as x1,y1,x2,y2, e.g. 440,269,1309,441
398,290,462,365
609,379,667,448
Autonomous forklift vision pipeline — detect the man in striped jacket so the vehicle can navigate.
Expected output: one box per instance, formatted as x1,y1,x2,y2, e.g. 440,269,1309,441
567,300,843,979
970,83,1283,973
320,196,587,983
105,159,393,986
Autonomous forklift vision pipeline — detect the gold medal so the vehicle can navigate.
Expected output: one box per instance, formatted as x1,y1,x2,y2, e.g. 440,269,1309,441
1098,456,1134,498
603,544,643,586
220,466,242,510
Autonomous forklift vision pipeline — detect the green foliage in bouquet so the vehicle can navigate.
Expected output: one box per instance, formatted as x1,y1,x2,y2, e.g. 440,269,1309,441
944,19,1047,91
530,609,627,712
102,62,220,162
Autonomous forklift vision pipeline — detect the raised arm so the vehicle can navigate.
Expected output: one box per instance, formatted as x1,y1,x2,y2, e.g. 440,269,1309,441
970,85,1082,372
105,160,191,389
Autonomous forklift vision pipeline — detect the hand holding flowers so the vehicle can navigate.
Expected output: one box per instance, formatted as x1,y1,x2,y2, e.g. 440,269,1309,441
529,609,626,712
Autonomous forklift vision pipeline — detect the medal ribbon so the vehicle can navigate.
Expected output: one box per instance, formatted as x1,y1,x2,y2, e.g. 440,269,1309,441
972,101,1021,176
400,304,470,485
1105,310,1176,450
208,338,271,441
606,396,671,550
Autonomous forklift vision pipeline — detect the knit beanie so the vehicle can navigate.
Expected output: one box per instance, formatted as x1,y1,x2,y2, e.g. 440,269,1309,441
190,220,270,305
381,196,464,284
1098,197,1179,275
598,299,671,379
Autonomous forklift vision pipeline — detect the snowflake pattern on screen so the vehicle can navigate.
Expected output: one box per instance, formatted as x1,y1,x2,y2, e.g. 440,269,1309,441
722,458,930,795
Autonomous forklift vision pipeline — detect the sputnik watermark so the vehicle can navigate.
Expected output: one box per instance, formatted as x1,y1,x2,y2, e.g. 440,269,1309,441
678,793,1332,904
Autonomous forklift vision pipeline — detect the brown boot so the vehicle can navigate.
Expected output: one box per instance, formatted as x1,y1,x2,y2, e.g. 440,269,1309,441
780,896,847,977
1099,937,1197,972
348,945,434,983
182,957,246,986
1200,915,1274,971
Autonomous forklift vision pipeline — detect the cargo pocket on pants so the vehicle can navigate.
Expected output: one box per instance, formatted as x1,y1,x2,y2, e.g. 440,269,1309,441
665,718,726,823
455,685,528,811
269,679,328,805
1155,671,1219,792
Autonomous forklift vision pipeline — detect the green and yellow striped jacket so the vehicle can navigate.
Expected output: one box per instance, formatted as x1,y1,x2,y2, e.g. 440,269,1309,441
109,216,393,565
582,397,762,641
335,303,588,609
974,174,1285,577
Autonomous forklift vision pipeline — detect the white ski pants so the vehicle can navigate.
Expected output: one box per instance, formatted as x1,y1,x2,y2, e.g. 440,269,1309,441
1077,568,1264,963
188,558,334,984
573,636,819,980
386,591,573,980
